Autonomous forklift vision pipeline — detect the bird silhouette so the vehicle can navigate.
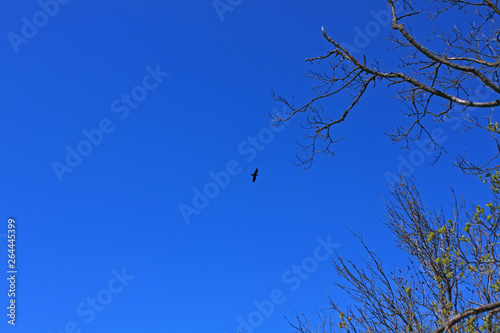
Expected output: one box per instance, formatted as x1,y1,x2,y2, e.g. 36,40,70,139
251,168,258,182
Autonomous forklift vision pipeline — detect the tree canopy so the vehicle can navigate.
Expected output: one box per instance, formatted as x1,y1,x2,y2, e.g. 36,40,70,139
291,173,500,332
275,1,500,332
272,0,500,173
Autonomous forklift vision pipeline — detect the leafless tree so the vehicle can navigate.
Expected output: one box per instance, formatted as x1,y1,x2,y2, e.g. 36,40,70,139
289,173,500,332
271,0,500,172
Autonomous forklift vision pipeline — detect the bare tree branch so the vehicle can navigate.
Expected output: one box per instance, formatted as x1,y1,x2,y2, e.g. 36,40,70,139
272,0,500,172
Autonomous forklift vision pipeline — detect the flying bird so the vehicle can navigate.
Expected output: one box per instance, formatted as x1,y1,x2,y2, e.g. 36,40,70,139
251,168,258,182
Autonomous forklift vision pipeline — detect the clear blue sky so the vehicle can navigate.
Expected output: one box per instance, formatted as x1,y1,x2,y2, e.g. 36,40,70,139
0,1,494,332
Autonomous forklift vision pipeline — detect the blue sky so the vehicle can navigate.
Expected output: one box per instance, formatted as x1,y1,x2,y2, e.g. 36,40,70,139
0,1,495,332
